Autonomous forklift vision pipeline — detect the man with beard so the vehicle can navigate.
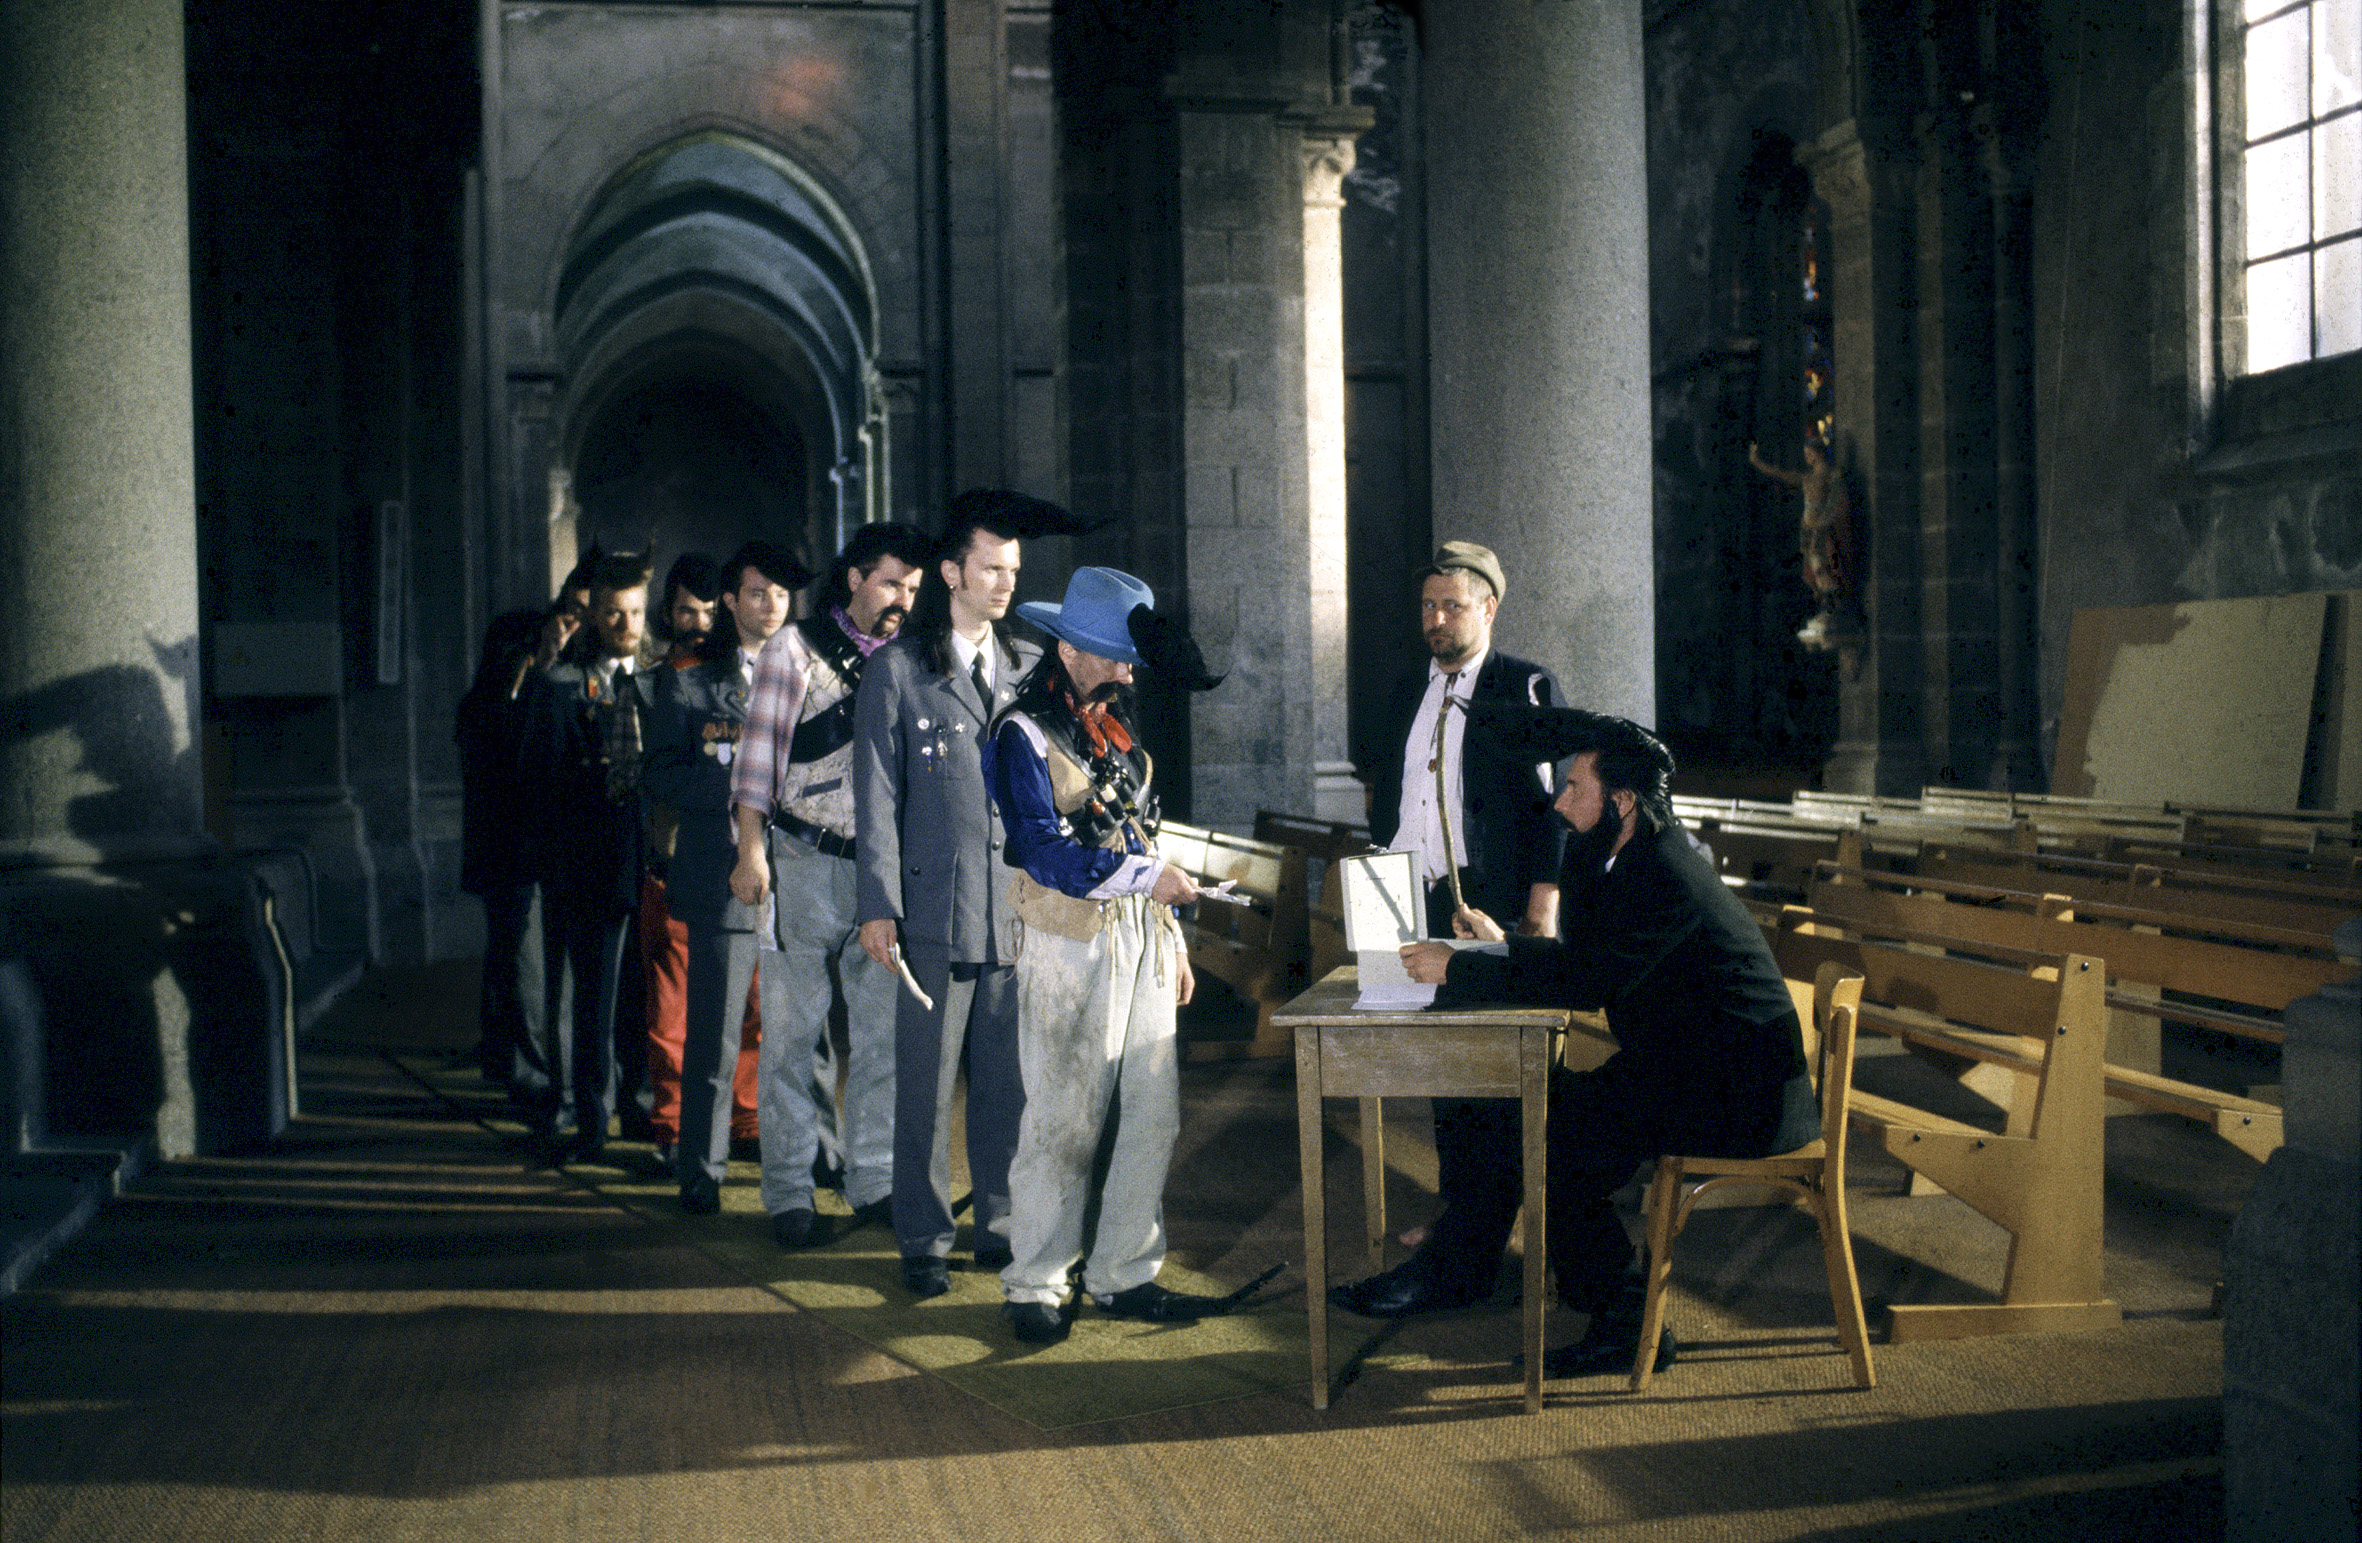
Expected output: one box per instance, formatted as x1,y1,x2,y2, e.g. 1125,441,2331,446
520,549,657,1162
640,550,734,1171
644,540,814,1213
726,522,930,1241
1330,541,1565,1320
1400,708,1817,1379
981,567,1251,1344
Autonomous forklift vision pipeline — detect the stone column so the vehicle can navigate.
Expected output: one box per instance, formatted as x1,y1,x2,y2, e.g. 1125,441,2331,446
1300,112,1370,822
1422,0,1654,723
1803,118,1924,795
0,0,276,1157
1982,104,2041,792
1169,73,1317,828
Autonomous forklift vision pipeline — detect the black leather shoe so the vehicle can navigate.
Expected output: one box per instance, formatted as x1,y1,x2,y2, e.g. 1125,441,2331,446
1327,1261,1487,1319
902,1256,951,1299
1540,1323,1677,1380
1005,1301,1071,1345
972,1244,1014,1272
680,1175,720,1216
772,1207,827,1248
846,1198,893,1230
1099,1281,1228,1322
730,1135,761,1164
551,1131,606,1167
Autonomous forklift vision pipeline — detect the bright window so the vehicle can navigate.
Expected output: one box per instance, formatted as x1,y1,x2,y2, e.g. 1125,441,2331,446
2241,0,2361,371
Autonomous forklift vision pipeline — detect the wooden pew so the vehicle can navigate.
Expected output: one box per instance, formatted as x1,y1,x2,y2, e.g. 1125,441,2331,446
1765,916,2123,1341
1801,865,2351,1161
1251,812,1372,1003
1158,821,1306,1060
1913,844,2362,944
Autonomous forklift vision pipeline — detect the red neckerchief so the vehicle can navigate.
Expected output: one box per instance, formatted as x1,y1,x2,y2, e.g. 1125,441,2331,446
1062,687,1133,756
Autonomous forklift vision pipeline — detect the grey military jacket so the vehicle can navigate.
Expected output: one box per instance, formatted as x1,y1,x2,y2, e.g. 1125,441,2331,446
852,629,1038,963
640,650,764,934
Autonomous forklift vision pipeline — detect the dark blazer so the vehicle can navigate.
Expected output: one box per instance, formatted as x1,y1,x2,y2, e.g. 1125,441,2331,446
455,611,544,896
518,656,653,915
1442,821,1809,1155
1364,650,1567,923
852,629,1039,962
639,650,764,933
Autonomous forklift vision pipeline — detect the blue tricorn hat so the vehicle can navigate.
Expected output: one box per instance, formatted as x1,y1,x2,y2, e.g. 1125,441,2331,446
1016,567,1154,666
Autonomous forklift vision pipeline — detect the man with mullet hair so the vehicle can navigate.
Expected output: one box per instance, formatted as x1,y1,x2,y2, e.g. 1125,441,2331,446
723,522,929,1243
853,490,1093,1298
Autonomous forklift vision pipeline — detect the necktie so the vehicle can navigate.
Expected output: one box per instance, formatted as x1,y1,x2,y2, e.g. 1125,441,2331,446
603,665,641,802
971,653,992,713
1430,673,1465,916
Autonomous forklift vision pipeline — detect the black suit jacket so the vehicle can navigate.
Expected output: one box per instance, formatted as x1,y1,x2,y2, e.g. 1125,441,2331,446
639,649,763,933
1441,822,1809,1155
1364,650,1566,924
519,655,653,916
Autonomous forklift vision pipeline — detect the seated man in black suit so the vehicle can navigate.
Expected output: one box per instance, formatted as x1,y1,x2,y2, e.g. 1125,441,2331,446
1401,708,1819,1378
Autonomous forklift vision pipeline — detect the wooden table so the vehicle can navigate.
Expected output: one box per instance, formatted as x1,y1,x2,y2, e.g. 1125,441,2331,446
1274,967,1576,1414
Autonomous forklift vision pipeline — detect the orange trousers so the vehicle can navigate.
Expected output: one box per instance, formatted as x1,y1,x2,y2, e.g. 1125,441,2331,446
642,873,760,1143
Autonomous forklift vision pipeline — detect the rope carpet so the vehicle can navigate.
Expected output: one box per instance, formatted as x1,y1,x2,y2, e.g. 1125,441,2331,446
390,1052,1335,1430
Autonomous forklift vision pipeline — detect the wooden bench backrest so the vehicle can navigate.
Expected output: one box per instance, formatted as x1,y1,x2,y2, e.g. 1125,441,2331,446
1806,867,2352,1015
1251,810,1372,862
1917,847,2361,942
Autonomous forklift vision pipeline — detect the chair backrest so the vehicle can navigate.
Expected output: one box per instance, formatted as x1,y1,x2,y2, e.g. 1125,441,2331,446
1812,964,1865,1152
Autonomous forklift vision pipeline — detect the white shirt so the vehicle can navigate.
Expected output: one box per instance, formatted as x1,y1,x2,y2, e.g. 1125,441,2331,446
948,627,994,697
1398,647,1487,886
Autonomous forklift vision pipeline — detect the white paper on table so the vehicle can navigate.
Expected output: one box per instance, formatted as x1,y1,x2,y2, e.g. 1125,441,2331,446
1352,938,1508,1010
1338,850,1424,951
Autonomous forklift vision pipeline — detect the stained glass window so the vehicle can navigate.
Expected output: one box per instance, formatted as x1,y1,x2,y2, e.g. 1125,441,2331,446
2241,0,2361,371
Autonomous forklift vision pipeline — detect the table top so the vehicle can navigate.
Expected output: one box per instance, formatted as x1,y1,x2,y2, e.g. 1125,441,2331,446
1271,966,1574,1030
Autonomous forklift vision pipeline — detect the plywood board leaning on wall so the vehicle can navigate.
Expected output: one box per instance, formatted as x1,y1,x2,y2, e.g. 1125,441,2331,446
2055,592,2355,809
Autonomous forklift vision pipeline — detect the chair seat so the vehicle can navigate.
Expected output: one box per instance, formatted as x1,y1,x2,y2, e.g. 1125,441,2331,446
1678,1138,1826,1173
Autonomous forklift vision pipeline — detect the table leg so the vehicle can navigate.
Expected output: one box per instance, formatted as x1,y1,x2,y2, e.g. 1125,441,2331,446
1296,1026,1329,1409
1521,1025,1548,1415
1359,1096,1386,1271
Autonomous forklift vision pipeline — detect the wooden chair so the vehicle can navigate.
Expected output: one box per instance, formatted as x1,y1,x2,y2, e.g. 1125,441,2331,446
1630,964,1876,1391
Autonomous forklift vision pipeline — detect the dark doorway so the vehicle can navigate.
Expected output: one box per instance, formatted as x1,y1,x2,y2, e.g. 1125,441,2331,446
571,378,812,588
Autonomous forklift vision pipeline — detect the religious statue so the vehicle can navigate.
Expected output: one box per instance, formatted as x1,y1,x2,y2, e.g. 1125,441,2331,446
1748,436,1854,647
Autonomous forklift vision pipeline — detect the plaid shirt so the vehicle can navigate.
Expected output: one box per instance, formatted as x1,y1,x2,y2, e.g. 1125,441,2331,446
730,625,812,823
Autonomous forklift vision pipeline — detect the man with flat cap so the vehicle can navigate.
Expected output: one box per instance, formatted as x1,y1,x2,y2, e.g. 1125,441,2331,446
1332,540,1566,1319
980,567,1247,1343
1401,707,1818,1377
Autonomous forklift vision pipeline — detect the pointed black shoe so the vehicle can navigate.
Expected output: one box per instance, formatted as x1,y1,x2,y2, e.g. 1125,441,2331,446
679,1174,720,1215
1005,1300,1071,1345
771,1207,827,1249
1327,1259,1488,1319
901,1256,952,1299
1098,1281,1229,1323
972,1243,1014,1272
1539,1323,1677,1380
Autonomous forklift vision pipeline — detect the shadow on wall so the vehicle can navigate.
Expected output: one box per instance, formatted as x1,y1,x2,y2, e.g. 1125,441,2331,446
0,642,284,1154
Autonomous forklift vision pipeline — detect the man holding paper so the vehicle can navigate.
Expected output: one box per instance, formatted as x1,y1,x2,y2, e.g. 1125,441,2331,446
1331,541,1565,1320
979,566,1245,1344
1401,708,1817,1378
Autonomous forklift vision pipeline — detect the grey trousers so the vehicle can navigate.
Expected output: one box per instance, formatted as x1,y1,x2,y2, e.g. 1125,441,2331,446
760,832,895,1212
891,940,1022,1261
676,919,839,1187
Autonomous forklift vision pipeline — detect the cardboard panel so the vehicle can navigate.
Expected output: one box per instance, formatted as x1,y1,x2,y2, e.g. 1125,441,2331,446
2056,593,2327,807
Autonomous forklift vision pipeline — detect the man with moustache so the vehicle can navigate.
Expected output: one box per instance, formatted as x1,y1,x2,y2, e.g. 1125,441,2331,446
982,567,1253,1343
520,549,658,1162
1401,708,1817,1379
854,492,1089,1297
1330,540,1566,1320
727,523,931,1241
640,549,732,1170
645,540,815,1214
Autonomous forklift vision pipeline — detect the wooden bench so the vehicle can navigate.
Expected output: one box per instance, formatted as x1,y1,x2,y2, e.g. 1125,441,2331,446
1252,811,1372,1006
1913,844,2362,943
1764,917,2122,1341
1799,866,2351,1161
1158,821,1307,1059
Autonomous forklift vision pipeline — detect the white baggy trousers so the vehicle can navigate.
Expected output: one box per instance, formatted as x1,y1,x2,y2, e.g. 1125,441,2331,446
1000,891,1180,1306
